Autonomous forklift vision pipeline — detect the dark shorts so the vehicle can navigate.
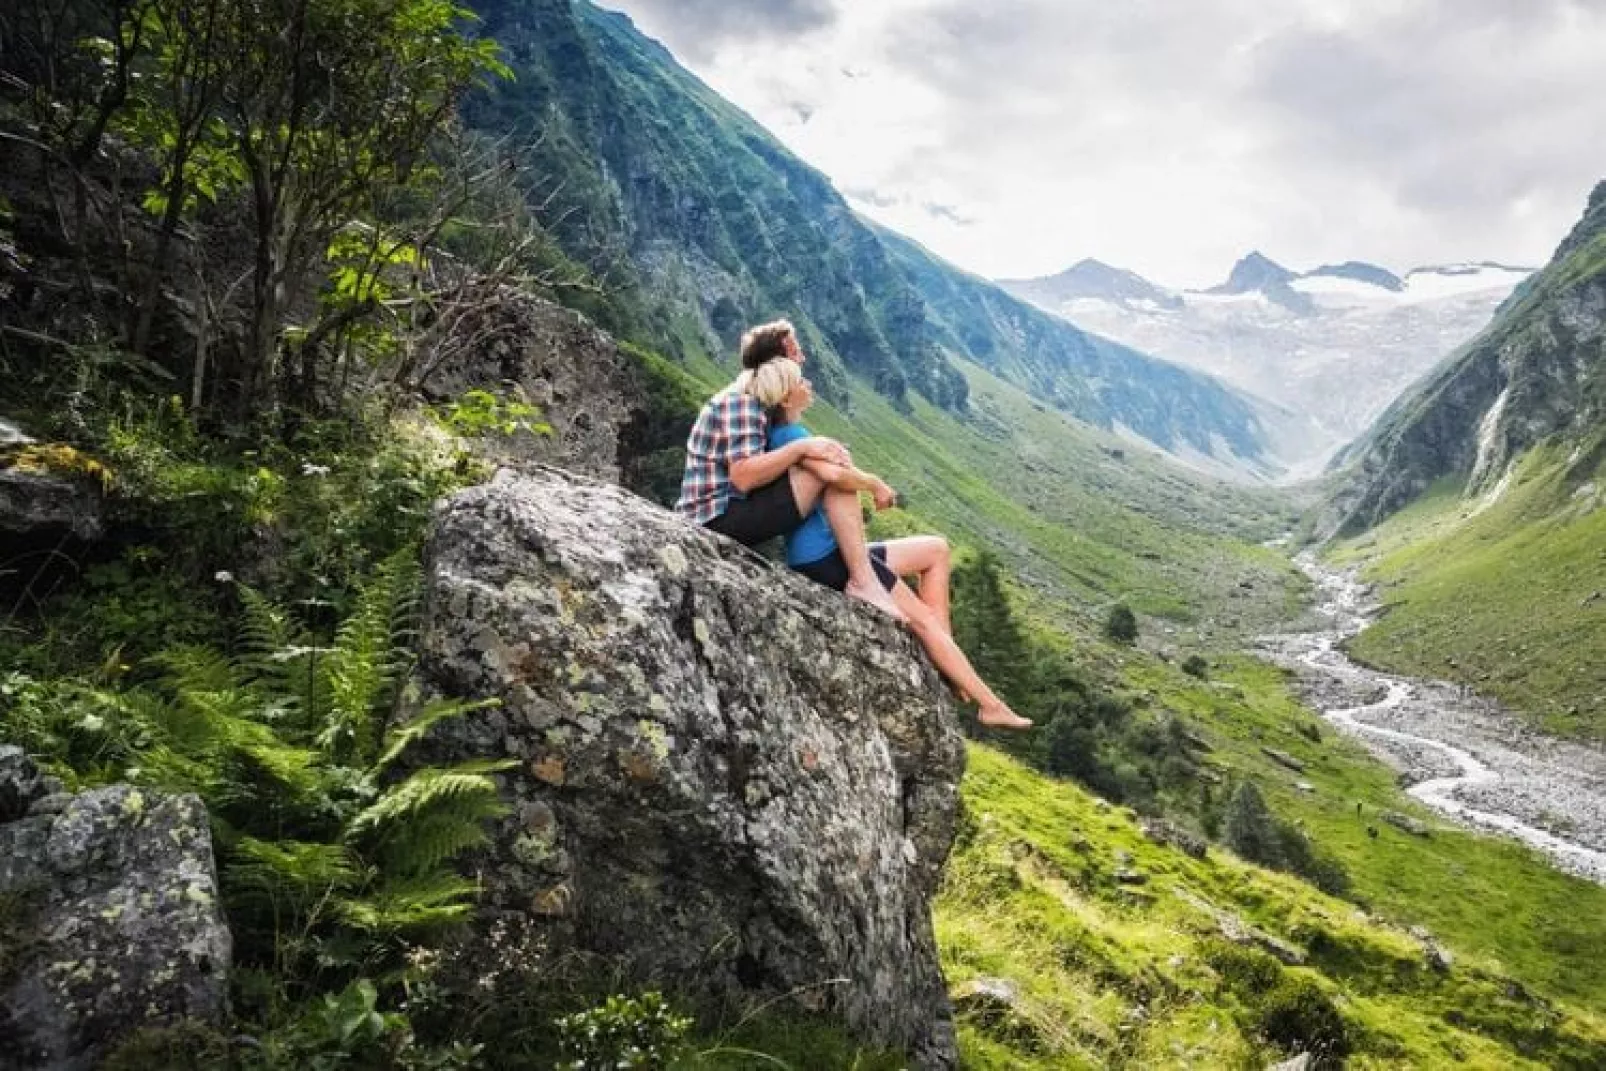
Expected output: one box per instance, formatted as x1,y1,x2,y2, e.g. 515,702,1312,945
704,476,802,546
795,543,897,593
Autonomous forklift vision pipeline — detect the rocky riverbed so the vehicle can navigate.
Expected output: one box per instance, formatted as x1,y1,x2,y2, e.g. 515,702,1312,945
1259,556,1606,885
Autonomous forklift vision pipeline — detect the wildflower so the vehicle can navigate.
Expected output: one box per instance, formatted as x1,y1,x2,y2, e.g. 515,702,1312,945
214,570,235,583
301,462,332,477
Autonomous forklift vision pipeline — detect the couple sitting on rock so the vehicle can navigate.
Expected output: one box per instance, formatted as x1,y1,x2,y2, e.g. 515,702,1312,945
675,319,1031,731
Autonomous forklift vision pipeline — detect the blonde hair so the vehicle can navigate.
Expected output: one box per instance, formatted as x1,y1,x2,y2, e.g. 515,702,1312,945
746,357,802,409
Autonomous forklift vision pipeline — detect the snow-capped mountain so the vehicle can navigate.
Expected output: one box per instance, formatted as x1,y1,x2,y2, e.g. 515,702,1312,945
998,254,1533,478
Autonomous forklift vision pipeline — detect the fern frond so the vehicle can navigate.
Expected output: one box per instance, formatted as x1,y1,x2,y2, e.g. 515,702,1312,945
236,584,314,700
324,550,421,764
230,835,360,892
346,762,512,875
338,872,482,933
153,645,245,697
373,695,500,774
226,835,360,923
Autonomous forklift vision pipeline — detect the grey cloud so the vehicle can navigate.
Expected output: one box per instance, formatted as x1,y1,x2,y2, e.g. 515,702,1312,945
924,202,975,226
1243,1,1604,225
607,0,837,63
875,0,1604,271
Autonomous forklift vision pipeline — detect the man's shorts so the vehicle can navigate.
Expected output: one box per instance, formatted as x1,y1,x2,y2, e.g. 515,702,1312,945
704,476,802,546
795,544,898,593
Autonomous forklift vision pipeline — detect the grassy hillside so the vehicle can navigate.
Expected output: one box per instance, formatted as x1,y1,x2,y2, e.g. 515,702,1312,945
943,745,1606,1069
1330,440,1606,740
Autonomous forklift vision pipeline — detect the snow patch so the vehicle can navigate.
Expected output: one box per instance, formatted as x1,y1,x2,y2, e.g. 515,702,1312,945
1404,265,1531,301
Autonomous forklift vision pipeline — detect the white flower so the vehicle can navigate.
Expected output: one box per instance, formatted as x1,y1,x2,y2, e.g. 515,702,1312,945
214,570,235,583
301,462,331,477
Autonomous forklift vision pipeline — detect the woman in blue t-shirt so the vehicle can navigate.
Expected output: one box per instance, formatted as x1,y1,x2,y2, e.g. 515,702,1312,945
749,358,1031,731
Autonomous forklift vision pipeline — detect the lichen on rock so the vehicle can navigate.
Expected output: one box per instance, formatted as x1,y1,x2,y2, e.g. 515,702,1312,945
416,466,966,1068
0,752,231,1071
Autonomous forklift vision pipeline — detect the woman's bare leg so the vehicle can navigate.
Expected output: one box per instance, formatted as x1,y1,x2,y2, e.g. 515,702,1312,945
892,582,1030,730
792,469,904,622
880,536,952,633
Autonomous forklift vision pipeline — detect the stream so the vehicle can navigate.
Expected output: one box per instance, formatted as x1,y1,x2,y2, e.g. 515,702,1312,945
1258,556,1606,885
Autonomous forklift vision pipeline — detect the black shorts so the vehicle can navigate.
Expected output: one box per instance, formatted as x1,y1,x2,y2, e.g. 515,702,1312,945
795,543,897,593
704,476,802,546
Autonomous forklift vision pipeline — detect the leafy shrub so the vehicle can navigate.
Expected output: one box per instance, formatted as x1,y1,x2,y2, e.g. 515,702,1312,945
1103,604,1138,645
1255,975,1351,1066
1224,781,1351,897
1203,939,1285,997
432,388,549,439
1181,654,1209,678
556,992,692,1070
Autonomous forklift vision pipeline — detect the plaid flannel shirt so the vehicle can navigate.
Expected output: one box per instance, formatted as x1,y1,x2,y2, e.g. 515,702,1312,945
675,388,769,525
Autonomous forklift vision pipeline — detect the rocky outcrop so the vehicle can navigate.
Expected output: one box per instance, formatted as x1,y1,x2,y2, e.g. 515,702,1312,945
416,466,966,1068
0,748,231,1070
0,469,104,545
418,290,648,484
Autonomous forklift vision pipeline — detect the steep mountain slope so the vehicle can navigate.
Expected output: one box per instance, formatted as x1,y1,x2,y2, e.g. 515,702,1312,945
1001,254,1530,475
1326,181,1606,535
462,0,1272,470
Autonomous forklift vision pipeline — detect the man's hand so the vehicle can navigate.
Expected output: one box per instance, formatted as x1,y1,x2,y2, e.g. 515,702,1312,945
871,478,898,511
802,437,851,466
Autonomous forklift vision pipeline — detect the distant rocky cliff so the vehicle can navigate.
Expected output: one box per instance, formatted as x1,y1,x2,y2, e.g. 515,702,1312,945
415,466,967,1068
1320,180,1606,536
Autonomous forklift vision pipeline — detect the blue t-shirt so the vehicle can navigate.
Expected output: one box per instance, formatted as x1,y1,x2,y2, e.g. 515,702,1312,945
767,422,837,566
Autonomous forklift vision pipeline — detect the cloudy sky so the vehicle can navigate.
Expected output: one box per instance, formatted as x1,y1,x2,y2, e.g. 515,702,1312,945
597,0,1605,288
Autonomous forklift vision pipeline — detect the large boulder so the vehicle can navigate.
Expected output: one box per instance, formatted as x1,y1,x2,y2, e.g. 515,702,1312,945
417,290,648,483
0,752,231,1071
417,467,966,1068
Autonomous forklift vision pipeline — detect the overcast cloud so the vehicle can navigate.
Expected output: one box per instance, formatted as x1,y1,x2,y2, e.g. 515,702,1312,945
598,0,1606,287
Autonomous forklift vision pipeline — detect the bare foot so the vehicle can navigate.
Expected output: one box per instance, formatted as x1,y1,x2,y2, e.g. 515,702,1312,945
845,578,907,623
977,701,1033,731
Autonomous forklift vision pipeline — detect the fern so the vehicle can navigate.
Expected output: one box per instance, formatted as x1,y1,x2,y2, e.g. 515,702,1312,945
338,872,484,932
323,551,420,764
347,761,513,876
373,695,500,774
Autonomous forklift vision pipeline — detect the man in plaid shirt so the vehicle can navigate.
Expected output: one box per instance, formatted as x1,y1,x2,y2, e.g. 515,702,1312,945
676,320,904,619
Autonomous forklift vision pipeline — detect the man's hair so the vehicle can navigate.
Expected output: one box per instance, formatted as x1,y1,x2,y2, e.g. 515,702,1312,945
739,319,796,370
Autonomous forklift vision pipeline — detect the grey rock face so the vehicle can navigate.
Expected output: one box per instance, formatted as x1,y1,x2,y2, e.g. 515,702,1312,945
417,467,966,1068
417,290,647,484
0,469,104,544
0,781,231,1070
0,745,45,821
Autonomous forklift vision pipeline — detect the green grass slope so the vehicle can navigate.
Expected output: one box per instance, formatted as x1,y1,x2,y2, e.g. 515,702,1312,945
945,745,1606,1069
1331,442,1606,740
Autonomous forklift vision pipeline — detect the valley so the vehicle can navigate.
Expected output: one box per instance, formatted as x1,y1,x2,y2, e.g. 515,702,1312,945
3,0,1606,1066
1265,558,1606,884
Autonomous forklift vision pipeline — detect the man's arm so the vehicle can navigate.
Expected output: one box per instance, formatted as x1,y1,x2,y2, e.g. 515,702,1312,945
798,459,897,509
729,437,851,492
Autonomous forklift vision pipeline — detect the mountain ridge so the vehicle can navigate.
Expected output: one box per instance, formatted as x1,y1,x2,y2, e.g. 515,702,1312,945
461,0,1273,469
998,252,1532,475
1322,179,1606,535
